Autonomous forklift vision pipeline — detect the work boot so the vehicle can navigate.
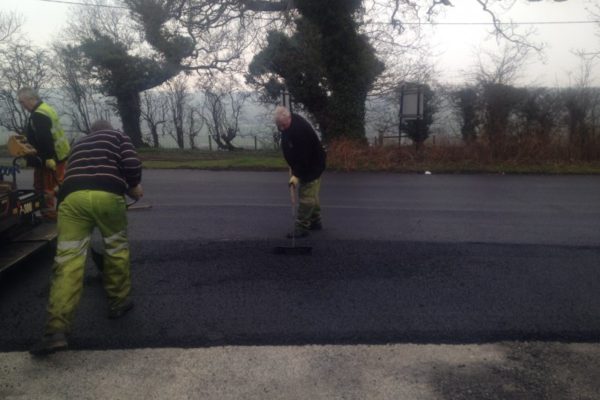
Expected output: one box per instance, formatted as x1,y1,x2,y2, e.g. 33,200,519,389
309,221,322,231
108,299,134,319
286,228,309,239
29,332,68,356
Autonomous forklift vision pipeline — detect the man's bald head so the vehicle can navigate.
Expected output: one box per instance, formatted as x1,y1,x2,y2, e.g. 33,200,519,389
90,120,114,133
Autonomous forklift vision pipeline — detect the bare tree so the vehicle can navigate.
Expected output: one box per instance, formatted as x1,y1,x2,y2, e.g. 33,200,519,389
61,0,187,146
201,86,250,151
187,108,204,149
164,77,188,149
64,0,141,50
579,0,600,58
362,0,436,96
160,75,204,149
202,91,233,150
470,43,532,86
141,90,168,148
463,43,531,148
392,0,568,51
125,0,259,75
0,11,23,44
0,42,51,133
52,44,114,134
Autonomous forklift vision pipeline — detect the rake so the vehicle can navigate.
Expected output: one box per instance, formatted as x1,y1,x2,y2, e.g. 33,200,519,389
273,185,312,255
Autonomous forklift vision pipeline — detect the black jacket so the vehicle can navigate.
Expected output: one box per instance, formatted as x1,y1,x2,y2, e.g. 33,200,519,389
25,102,56,168
281,114,326,182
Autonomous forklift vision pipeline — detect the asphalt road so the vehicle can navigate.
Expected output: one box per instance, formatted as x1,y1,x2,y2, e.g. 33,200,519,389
1,170,600,352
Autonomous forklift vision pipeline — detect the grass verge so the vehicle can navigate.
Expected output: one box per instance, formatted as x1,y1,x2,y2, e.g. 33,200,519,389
3,144,600,174
139,149,288,170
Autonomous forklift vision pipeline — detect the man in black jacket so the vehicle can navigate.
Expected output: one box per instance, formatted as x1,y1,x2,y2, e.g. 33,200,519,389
274,106,326,238
17,87,71,220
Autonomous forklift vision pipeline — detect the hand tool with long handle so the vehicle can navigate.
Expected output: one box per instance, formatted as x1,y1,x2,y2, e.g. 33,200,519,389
273,184,312,255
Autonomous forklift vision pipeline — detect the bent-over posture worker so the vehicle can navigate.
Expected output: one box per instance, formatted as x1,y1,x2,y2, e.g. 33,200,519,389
30,120,143,356
274,106,326,238
17,87,71,220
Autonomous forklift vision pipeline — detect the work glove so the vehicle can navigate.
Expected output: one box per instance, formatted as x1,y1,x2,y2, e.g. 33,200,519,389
127,184,144,200
288,175,299,188
45,159,57,171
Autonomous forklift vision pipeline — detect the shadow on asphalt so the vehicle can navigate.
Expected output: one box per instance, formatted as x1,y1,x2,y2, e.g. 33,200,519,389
1,240,600,351
429,342,600,400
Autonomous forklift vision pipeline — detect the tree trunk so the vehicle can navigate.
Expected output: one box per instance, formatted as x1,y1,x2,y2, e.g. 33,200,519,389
149,125,160,148
176,126,184,149
116,91,144,147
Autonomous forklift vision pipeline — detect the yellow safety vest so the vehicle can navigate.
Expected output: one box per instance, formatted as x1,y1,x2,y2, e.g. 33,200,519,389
33,102,70,161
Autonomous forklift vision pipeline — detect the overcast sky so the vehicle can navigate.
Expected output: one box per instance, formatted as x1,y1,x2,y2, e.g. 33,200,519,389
3,0,599,87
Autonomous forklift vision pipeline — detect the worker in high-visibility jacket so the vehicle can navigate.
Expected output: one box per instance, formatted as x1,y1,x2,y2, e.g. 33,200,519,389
30,119,143,356
17,87,71,221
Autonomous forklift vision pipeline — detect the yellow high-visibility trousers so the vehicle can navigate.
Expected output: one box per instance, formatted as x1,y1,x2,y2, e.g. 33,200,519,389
45,190,131,334
296,178,321,230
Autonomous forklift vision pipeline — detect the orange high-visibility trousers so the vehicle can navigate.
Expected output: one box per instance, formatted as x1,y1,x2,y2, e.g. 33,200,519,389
33,160,66,220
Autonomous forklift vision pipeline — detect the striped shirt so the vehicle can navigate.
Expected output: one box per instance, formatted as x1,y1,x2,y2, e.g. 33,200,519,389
58,129,142,202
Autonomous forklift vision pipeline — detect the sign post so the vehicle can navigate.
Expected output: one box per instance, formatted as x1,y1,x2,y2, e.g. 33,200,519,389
281,88,292,112
399,85,423,144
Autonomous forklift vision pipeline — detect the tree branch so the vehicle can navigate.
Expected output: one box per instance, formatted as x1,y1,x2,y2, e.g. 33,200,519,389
240,0,292,12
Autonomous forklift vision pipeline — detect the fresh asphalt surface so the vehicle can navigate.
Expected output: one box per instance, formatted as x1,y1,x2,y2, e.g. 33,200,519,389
1,170,600,352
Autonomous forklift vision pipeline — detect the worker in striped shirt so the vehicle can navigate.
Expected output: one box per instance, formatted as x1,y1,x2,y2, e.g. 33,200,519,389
30,119,143,356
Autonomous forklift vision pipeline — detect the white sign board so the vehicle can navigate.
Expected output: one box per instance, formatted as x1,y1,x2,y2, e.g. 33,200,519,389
400,87,423,120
